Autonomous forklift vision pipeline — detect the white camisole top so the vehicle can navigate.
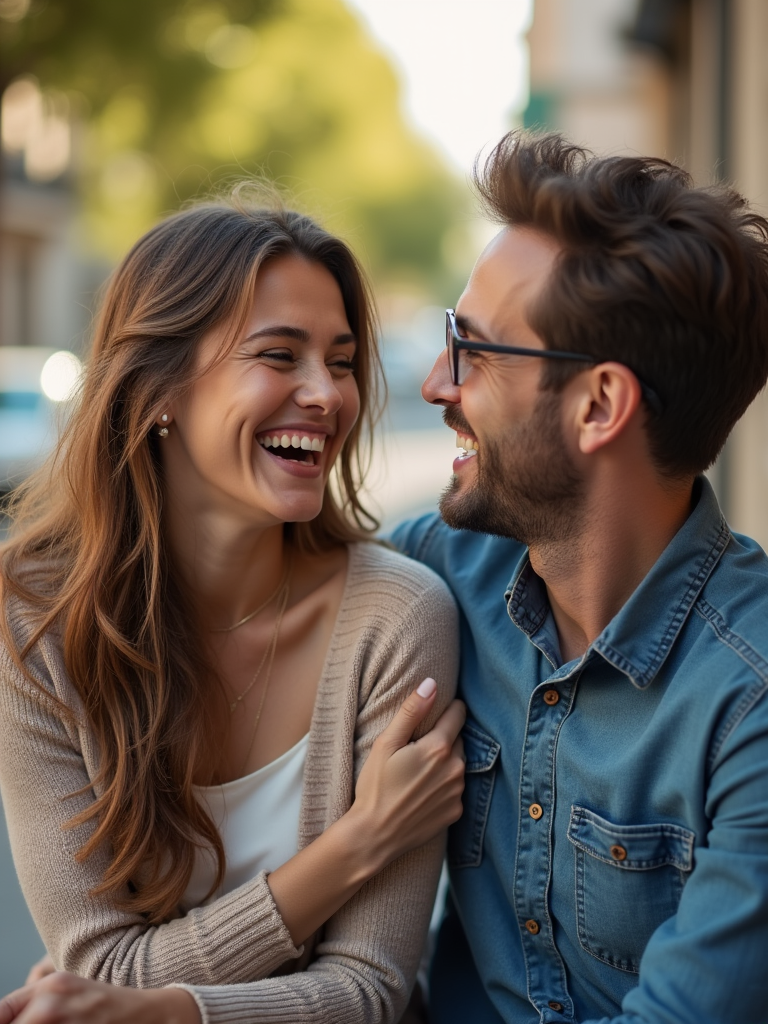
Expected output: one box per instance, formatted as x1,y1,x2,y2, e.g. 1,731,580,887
181,732,309,912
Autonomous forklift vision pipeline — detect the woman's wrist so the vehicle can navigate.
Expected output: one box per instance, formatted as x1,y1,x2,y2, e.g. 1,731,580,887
147,987,201,1024
336,801,393,880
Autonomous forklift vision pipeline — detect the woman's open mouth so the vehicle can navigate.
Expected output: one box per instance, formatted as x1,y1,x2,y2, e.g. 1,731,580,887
256,431,327,467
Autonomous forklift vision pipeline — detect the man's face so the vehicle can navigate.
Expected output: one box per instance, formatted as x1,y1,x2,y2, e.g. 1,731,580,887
422,226,586,546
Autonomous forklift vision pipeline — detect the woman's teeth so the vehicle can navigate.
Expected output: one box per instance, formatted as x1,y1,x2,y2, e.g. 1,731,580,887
258,434,326,452
456,434,479,457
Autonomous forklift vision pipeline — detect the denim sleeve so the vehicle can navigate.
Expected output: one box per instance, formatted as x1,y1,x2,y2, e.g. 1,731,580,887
583,687,768,1024
385,512,442,564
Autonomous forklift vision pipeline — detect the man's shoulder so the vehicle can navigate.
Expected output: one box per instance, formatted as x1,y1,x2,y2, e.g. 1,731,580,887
387,514,526,590
693,528,768,684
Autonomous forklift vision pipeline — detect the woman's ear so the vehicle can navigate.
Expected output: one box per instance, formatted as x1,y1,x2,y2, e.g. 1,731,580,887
574,362,644,455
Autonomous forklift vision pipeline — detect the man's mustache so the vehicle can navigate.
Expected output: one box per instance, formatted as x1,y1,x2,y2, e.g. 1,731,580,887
442,405,474,437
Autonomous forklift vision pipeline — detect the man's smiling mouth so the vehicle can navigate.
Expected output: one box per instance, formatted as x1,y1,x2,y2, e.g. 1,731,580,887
456,433,479,457
256,432,327,467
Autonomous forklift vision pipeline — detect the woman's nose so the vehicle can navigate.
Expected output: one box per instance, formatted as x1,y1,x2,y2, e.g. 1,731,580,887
295,362,344,413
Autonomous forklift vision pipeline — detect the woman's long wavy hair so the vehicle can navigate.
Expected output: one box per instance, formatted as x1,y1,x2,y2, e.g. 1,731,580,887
0,192,384,923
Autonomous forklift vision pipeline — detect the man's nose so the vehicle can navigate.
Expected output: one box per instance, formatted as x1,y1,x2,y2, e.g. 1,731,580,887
422,349,461,407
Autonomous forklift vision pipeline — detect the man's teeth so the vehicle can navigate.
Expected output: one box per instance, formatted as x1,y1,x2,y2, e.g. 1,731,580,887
456,434,479,455
258,434,326,452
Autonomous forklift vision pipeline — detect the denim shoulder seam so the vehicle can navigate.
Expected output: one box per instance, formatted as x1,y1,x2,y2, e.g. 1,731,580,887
693,598,768,772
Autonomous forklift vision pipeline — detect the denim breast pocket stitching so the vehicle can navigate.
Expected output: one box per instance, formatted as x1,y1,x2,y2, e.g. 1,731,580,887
462,720,501,774
448,720,500,869
568,805,694,973
567,805,695,872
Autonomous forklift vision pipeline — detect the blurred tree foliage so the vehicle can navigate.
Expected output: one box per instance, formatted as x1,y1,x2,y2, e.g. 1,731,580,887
1,0,468,296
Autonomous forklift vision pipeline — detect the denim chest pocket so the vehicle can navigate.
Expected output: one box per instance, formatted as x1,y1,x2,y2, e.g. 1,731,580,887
448,721,500,869
567,806,695,974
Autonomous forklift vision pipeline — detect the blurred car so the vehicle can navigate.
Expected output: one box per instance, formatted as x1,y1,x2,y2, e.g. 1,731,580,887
0,346,82,494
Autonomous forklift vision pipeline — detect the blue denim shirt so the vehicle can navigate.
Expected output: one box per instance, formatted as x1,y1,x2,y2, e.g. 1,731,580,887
389,478,768,1024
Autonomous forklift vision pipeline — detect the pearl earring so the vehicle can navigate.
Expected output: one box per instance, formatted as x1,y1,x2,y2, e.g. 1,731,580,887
158,413,169,438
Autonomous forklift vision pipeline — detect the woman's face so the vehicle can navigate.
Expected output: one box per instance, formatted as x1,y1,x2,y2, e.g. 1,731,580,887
163,254,361,528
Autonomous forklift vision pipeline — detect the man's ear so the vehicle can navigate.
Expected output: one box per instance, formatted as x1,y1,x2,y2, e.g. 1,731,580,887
572,362,644,455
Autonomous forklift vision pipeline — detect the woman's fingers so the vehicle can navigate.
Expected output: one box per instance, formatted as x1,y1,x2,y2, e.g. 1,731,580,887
374,678,438,755
416,698,466,752
25,956,55,986
0,985,33,1024
0,975,199,1024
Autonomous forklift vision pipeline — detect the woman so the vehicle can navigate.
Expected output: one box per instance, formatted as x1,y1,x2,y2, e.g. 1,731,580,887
0,195,464,1024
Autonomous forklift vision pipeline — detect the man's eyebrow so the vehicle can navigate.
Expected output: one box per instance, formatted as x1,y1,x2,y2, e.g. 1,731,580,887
244,325,357,346
454,314,489,341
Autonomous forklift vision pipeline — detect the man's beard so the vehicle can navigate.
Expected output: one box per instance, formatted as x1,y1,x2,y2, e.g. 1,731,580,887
439,389,585,546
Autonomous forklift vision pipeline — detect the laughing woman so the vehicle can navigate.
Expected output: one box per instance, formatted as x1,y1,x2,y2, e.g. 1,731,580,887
0,198,464,1024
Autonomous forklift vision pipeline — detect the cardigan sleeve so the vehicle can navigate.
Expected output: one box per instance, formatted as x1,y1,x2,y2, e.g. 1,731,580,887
0,629,302,987
179,551,460,1023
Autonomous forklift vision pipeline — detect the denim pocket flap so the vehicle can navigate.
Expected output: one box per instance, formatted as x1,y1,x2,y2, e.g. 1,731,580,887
463,721,501,773
567,806,695,872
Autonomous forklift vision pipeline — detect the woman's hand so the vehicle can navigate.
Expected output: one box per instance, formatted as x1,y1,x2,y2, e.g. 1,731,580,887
24,957,55,986
349,677,467,868
267,679,465,946
0,974,199,1024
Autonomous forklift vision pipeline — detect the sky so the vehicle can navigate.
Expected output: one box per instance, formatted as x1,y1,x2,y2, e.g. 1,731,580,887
344,0,533,176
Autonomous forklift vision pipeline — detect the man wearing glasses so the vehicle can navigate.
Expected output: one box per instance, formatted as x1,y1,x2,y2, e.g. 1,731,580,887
391,131,768,1024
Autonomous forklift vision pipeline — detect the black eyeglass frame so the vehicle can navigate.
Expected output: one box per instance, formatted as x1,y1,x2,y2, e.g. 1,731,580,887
445,309,663,415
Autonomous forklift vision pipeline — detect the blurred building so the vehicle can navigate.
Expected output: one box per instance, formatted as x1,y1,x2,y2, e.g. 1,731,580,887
525,0,768,551
1,77,98,353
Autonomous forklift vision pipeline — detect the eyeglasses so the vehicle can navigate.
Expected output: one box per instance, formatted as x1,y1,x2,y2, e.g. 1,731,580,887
445,309,663,415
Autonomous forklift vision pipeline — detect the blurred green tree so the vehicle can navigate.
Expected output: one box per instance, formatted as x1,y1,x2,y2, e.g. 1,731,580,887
1,0,467,297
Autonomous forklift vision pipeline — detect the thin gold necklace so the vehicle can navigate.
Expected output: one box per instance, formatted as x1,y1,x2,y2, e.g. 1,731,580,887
237,579,290,775
227,563,292,714
210,558,291,633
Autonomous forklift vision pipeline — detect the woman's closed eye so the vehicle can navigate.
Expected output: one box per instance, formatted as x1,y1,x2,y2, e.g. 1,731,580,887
256,348,295,365
252,348,356,376
327,358,356,377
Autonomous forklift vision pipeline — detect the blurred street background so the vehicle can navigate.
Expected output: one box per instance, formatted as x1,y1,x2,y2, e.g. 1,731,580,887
2,0,768,994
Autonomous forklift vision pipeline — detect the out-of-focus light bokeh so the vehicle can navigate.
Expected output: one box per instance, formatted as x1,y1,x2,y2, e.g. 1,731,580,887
39,350,82,402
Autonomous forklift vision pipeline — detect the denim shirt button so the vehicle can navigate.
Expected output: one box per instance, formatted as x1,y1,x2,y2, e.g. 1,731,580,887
543,689,560,705
529,802,544,820
525,919,540,934
548,1001,564,1012
610,844,628,861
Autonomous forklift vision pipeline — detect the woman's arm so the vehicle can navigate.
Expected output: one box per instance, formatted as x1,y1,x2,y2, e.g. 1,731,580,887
0,565,461,990
1,558,462,1023
268,676,465,946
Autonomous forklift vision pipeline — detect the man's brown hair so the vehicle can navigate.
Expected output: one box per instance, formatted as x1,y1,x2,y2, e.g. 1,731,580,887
474,130,768,477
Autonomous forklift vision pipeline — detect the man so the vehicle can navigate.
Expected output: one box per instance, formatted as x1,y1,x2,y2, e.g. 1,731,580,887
390,131,768,1024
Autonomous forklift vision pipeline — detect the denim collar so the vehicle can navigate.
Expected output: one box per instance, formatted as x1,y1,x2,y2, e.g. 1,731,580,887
504,477,731,688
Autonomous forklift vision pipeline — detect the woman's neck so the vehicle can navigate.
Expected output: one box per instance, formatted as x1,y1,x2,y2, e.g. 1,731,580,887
163,496,288,632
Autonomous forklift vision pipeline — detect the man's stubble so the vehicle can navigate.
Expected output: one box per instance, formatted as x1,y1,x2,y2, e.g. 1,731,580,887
439,388,586,546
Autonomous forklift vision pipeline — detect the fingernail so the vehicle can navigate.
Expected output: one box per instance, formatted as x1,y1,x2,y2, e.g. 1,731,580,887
417,677,437,698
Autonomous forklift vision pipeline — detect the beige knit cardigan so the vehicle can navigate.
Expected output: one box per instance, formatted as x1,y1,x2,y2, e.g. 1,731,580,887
0,542,459,1024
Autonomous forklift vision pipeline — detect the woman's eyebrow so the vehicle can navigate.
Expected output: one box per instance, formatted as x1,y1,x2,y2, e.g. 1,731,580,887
244,326,357,346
